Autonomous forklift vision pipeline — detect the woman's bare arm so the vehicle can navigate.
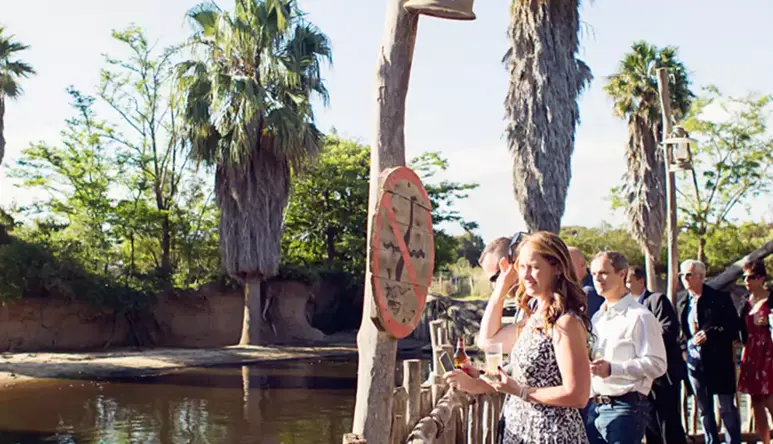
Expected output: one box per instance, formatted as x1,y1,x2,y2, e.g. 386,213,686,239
476,279,518,353
524,314,590,409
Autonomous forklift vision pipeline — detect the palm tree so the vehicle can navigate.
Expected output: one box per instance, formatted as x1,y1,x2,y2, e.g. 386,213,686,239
0,26,36,166
604,41,693,290
504,1,593,234
178,0,331,345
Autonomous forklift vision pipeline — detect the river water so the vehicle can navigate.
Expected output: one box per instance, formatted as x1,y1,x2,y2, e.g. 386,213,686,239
0,358,418,444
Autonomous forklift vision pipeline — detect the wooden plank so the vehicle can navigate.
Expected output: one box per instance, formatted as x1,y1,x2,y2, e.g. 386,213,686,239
420,386,432,418
389,181,431,211
404,359,423,432
468,394,481,444
481,394,494,444
391,387,408,444
387,192,431,229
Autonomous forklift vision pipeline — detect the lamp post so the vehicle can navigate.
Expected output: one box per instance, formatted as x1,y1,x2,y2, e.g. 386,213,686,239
657,66,698,307
659,126,697,305
345,1,476,443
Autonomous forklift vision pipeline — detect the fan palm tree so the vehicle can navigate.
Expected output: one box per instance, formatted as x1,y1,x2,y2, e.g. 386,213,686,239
604,41,693,290
504,1,593,234
0,27,36,166
178,0,331,345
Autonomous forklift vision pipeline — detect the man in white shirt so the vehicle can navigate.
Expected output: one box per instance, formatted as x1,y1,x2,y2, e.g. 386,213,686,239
584,251,667,444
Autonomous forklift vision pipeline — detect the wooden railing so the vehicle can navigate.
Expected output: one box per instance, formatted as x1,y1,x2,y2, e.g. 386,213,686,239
388,318,505,444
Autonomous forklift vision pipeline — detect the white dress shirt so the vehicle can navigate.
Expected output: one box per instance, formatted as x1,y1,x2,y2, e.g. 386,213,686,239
590,294,667,397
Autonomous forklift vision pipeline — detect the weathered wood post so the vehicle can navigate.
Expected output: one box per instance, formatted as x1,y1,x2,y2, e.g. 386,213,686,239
348,2,419,442
656,67,678,305
348,1,475,442
404,359,422,431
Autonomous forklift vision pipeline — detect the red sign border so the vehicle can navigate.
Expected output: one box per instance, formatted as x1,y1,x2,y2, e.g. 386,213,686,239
371,166,435,339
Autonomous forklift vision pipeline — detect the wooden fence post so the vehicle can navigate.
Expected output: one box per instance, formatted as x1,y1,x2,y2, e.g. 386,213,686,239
468,394,481,444
391,387,408,444
404,360,422,432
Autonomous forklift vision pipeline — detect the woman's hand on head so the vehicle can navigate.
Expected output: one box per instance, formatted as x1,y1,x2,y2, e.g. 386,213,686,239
493,257,518,296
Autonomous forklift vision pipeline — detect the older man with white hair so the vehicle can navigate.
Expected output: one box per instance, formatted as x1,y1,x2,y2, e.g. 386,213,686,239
675,259,745,444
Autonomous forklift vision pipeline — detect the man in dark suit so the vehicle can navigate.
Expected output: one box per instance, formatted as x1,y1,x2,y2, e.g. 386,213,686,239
627,266,687,444
676,259,745,444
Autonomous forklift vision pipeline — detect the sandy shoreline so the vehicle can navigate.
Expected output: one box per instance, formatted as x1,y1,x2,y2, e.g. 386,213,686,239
0,345,364,388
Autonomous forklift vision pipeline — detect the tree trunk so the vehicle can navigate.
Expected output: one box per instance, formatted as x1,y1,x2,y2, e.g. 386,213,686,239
161,213,172,280
0,96,5,166
505,0,591,234
697,235,707,265
351,1,417,443
239,276,263,345
708,238,773,291
645,250,659,292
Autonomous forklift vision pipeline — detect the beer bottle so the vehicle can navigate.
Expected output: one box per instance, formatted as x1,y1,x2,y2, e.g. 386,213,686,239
453,337,470,369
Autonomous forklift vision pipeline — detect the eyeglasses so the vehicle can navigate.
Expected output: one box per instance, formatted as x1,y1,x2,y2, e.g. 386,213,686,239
508,231,529,263
744,274,760,281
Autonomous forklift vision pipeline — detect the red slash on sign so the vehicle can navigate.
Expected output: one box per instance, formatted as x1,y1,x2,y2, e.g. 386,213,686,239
370,166,434,339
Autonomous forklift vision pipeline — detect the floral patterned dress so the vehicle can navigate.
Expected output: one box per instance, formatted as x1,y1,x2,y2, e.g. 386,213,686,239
501,314,589,443
738,300,773,395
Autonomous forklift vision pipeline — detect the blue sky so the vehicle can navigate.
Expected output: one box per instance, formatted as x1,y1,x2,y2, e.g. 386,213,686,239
2,0,772,242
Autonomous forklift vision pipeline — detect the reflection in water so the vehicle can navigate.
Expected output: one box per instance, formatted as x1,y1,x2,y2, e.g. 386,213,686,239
0,359,364,443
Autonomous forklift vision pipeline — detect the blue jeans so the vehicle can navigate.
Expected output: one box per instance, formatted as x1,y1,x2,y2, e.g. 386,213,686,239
688,372,741,444
584,392,649,444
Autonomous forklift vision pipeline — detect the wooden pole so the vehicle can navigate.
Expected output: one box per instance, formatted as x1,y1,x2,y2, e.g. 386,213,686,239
350,1,419,443
656,67,678,306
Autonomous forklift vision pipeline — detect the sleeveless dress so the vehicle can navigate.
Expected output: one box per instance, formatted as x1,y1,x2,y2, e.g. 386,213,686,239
501,314,589,443
738,300,773,395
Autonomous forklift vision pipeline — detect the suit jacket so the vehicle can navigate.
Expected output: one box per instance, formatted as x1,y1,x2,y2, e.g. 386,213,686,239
676,284,743,394
638,290,686,386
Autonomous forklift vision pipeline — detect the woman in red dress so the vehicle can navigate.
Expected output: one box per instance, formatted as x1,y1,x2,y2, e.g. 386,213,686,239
738,260,773,444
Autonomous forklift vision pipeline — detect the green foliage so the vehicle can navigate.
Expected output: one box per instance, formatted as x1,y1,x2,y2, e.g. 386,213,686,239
560,224,646,267
0,25,36,99
677,222,773,274
679,86,773,261
282,135,369,278
281,136,481,283
0,226,153,311
455,231,485,267
4,28,221,311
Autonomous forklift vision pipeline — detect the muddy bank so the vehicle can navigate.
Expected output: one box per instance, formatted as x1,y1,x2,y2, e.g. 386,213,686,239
0,278,363,352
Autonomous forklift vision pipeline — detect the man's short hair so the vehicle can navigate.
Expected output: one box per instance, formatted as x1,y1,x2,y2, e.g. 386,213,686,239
680,259,706,276
479,237,511,265
592,251,629,273
743,259,767,279
628,266,646,281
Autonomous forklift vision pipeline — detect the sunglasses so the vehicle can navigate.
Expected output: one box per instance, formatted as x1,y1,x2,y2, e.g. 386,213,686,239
488,231,529,284
508,231,529,263
744,274,761,281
